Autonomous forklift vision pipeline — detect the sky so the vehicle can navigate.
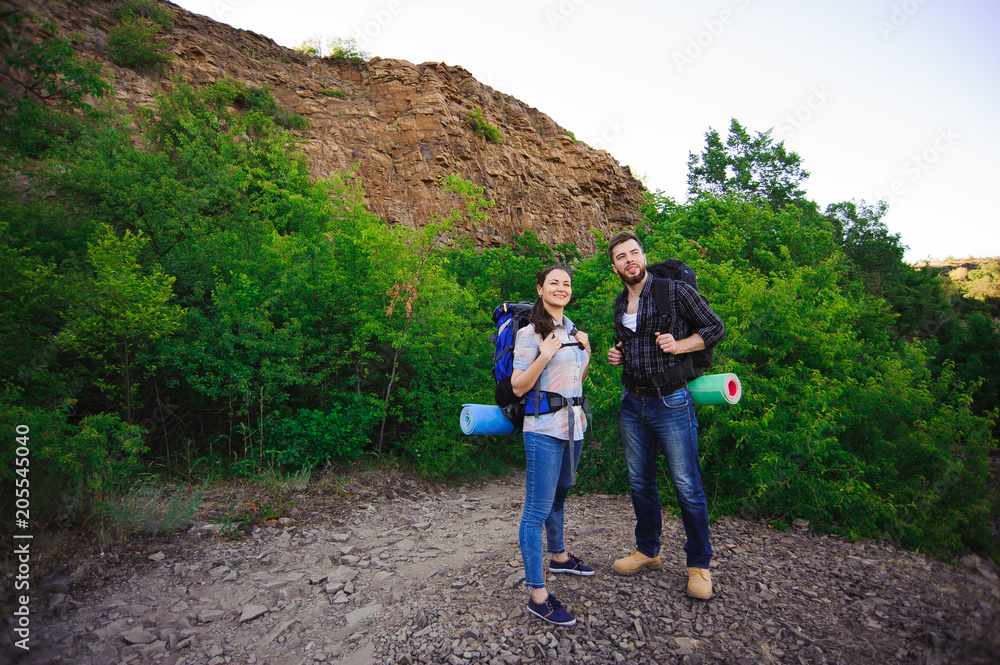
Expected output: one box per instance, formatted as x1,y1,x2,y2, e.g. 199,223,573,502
171,0,1000,262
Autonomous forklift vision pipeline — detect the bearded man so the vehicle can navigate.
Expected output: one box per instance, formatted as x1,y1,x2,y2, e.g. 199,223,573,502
605,231,726,599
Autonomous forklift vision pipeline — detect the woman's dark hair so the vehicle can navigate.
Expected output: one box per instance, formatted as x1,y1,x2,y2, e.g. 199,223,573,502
530,265,571,338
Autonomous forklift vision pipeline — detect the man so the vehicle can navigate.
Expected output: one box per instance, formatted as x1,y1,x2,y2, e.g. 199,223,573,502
605,231,726,599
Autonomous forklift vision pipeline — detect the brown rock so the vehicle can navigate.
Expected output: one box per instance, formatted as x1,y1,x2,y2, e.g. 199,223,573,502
20,0,645,257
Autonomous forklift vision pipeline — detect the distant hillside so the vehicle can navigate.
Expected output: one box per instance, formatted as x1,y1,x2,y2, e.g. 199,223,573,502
912,257,999,276
21,0,645,256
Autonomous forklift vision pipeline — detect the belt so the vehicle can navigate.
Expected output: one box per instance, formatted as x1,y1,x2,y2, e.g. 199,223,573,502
625,382,686,398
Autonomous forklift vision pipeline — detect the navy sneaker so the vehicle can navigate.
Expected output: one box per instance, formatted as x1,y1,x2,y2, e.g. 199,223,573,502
549,553,595,576
527,593,577,627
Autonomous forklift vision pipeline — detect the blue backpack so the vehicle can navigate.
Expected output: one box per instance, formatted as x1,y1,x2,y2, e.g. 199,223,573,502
490,302,584,431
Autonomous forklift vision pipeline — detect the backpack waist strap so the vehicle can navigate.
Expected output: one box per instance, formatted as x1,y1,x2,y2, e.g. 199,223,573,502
523,390,585,415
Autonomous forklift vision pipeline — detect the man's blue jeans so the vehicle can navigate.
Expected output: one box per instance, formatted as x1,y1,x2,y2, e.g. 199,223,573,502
620,388,712,568
519,432,582,589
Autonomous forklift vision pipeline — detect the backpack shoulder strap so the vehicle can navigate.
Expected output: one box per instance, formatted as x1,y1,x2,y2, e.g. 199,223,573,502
650,276,675,334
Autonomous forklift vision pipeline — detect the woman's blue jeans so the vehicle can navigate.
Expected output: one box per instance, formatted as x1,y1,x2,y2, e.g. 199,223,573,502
519,432,582,589
619,388,713,568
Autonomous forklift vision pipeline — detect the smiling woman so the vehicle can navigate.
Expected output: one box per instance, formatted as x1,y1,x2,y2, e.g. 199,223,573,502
508,264,594,627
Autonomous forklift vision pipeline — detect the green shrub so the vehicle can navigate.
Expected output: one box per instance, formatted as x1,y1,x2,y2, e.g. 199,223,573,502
466,106,504,144
410,427,477,481
33,413,150,525
106,17,174,73
200,78,308,129
266,398,378,469
111,0,176,30
321,88,348,99
293,44,320,57
323,37,369,63
271,108,308,130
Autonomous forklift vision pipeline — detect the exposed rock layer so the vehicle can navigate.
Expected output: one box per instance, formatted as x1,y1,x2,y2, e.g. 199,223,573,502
24,0,646,255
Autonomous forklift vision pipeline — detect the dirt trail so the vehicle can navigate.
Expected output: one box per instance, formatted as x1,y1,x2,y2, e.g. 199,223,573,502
7,470,1000,664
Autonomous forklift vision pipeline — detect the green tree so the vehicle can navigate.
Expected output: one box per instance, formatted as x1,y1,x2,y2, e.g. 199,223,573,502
369,174,494,453
58,225,185,423
294,36,370,62
43,79,318,300
664,197,837,274
827,200,951,338
0,8,111,156
687,118,809,211
956,260,1000,303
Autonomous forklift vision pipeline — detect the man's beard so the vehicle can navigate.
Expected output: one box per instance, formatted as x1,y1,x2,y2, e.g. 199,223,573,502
618,263,646,285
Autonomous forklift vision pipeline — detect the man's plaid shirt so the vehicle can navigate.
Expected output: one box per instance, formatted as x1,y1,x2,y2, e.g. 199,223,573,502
613,276,726,387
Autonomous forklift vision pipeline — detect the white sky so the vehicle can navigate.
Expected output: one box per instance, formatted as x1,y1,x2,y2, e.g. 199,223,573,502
172,0,1000,261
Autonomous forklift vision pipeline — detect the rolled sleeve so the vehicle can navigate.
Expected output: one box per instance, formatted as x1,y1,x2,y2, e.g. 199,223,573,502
677,282,726,349
513,326,539,370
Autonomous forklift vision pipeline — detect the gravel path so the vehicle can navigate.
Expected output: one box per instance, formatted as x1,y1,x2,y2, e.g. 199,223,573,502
7,471,999,664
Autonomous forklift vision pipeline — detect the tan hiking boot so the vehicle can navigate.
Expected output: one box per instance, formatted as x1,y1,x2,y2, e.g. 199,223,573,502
612,550,661,575
686,567,712,599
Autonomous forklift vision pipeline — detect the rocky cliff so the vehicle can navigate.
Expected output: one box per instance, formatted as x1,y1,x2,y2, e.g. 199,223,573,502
22,0,646,256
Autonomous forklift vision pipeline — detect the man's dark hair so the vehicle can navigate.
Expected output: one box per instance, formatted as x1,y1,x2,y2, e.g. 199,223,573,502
607,231,643,263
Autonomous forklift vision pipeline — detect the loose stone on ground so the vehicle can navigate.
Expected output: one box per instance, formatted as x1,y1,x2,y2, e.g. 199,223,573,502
14,472,1000,665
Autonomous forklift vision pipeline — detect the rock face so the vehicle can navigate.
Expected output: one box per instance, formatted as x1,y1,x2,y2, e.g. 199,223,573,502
23,0,646,256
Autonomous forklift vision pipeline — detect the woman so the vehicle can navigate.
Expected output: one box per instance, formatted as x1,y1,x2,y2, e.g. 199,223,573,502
511,265,593,627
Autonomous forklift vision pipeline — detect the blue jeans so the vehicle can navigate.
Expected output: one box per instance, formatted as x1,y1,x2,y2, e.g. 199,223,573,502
519,432,583,589
620,388,712,568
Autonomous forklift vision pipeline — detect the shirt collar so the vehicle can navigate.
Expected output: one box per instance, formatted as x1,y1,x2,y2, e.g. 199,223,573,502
638,276,654,299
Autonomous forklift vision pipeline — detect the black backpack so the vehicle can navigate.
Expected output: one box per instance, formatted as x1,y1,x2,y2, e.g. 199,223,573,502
490,301,584,430
646,259,713,376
